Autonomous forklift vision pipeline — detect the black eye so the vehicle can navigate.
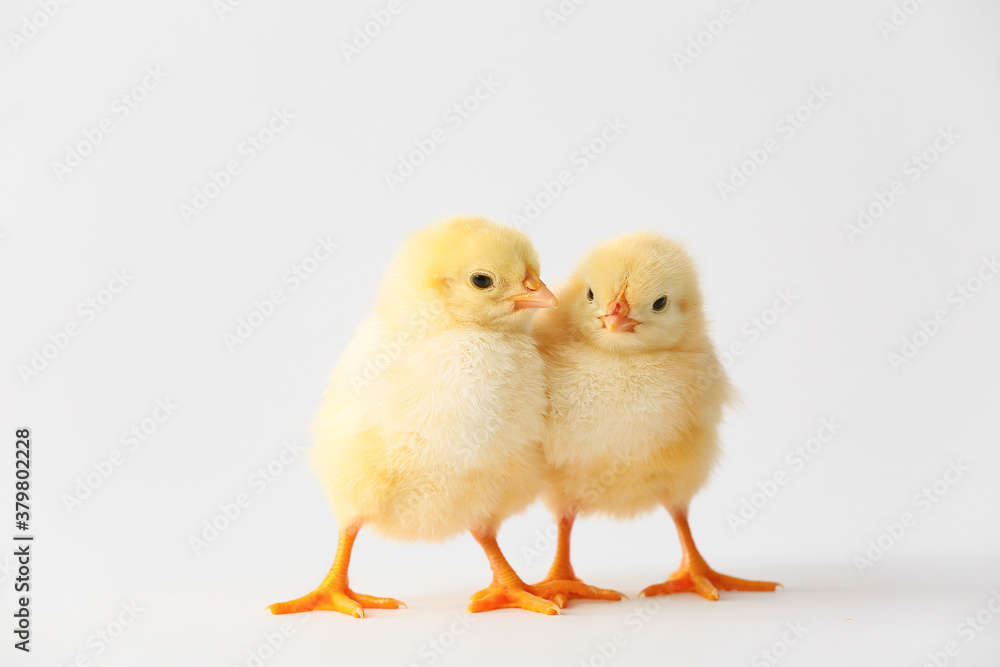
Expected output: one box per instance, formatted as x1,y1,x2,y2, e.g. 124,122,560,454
586,288,594,302
471,274,493,289
652,296,668,311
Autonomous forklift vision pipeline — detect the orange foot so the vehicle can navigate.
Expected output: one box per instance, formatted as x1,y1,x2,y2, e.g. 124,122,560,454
639,561,779,601
268,587,405,618
466,580,563,615
532,576,624,608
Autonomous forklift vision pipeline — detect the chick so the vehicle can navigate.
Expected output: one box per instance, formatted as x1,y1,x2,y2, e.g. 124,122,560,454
269,216,601,617
531,232,779,604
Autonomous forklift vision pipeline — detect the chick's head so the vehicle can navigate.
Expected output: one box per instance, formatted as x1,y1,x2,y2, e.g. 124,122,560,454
378,216,557,332
564,232,707,353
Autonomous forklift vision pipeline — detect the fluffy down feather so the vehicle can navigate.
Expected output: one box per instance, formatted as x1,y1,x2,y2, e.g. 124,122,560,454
532,232,733,519
311,216,549,541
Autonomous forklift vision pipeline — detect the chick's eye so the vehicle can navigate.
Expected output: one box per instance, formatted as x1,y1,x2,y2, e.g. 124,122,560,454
586,288,594,302
471,274,493,289
652,296,668,311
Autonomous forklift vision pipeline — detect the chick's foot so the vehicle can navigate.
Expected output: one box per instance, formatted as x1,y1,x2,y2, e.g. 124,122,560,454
649,508,780,600
468,531,566,615
268,586,404,618
531,576,624,608
531,515,624,607
466,580,561,615
639,560,779,601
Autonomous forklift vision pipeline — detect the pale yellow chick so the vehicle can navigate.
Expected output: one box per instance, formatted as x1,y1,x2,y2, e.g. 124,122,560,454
269,216,601,617
532,232,780,604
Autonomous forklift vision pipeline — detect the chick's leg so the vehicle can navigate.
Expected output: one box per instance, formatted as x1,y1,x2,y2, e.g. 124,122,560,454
466,531,565,615
268,525,404,618
532,514,624,608
640,507,780,601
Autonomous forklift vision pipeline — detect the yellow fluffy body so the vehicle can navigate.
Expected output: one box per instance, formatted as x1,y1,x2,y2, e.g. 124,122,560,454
311,217,548,541
532,232,732,519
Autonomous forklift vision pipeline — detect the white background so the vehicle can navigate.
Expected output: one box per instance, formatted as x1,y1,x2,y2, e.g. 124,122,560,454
2,1,999,665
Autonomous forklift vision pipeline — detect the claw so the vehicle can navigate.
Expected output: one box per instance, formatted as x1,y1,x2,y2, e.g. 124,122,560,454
640,564,778,601
529,577,624,608
467,582,562,615
268,587,405,617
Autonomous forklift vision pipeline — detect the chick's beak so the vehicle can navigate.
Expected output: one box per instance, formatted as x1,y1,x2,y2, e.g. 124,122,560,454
601,285,640,333
510,270,558,310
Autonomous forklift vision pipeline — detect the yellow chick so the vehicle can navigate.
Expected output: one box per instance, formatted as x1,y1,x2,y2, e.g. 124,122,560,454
531,232,779,604
269,216,600,618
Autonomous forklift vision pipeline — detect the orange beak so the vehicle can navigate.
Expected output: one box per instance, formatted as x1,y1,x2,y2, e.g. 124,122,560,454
510,270,558,310
600,283,640,333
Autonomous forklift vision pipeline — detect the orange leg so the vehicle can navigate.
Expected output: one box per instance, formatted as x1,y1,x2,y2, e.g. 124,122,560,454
532,514,623,608
467,531,602,615
268,525,404,618
640,507,780,601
